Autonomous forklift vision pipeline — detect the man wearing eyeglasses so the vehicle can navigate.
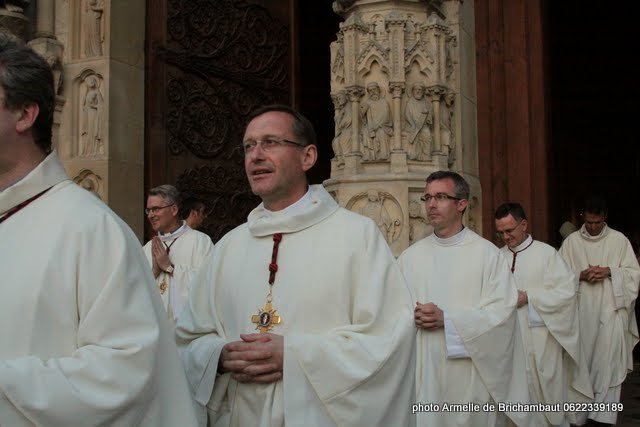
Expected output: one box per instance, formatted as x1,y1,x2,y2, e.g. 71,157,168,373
0,33,198,426
143,185,213,325
176,105,416,426
559,196,640,425
398,171,533,427
495,202,593,426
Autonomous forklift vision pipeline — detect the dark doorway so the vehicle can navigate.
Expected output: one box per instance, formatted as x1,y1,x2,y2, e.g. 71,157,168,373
548,2,640,246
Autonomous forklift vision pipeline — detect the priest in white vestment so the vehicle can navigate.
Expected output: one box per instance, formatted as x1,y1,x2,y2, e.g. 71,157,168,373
399,171,534,427
0,33,198,426
559,197,640,425
495,202,593,426
176,105,416,426
143,185,213,324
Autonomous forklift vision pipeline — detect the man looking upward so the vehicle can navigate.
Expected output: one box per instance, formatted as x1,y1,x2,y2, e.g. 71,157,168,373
176,105,415,426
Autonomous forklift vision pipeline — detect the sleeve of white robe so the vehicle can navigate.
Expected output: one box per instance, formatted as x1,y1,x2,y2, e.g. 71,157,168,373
0,212,161,426
608,239,640,311
169,236,214,320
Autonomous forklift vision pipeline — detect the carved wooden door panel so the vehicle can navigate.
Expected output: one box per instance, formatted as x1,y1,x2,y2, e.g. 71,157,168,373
145,0,295,242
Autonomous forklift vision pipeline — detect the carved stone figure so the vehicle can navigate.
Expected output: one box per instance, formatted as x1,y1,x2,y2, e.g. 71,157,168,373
73,169,102,199
404,82,433,161
408,199,432,244
0,0,29,12
440,92,456,164
80,75,104,157
332,0,356,14
331,91,352,164
360,82,392,161
84,0,104,57
44,52,63,96
360,190,395,242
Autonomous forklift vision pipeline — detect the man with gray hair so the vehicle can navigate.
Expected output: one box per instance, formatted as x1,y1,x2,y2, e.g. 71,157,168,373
143,184,213,325
0,32,198,426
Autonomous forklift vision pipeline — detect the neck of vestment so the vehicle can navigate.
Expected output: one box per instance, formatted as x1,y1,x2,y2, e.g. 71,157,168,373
157,220,188,242
579,223,609,242
508,234,533,272
432,226,467,246
247,184,339,237
0,151,67,216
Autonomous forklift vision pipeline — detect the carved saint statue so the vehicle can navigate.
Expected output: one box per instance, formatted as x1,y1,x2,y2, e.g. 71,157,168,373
84,0,104,57
331,91,352,164
360,82,392,161
440,92,456,164
404,82,433,161
80,75,104,157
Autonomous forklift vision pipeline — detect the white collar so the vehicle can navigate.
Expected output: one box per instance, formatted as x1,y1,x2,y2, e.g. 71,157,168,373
433,226,467,246
157,220,189,242
510,234,533,252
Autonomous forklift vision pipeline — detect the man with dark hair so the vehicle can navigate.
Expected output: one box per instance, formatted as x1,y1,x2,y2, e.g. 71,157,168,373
398,171,532,426
0,33,198,426
180,196,207,230
560,196,640,425
495,202,592,426
143,184,213,325
176,105,415,426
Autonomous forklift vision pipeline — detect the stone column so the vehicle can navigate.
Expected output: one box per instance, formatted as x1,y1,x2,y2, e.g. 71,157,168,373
326,0,479,254
35,0,55,38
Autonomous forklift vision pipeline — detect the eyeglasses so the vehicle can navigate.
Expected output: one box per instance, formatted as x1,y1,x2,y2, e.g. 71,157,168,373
145,204,175,215
242,138,305,154
420,193,461,203
495,220,524,237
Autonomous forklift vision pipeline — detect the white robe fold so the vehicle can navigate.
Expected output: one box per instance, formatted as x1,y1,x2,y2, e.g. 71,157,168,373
559,225,640,424
144,224,214,323
501,238,593,426
399,228,534,427
0,152,198,426
176,184,416,427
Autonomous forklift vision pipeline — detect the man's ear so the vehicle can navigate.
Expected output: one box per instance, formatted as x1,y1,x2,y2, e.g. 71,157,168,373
15,103,39,134
301,144,318,172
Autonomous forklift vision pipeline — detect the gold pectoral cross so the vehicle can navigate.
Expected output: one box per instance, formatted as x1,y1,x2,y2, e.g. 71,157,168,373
251,301,282,333
158,280,168,295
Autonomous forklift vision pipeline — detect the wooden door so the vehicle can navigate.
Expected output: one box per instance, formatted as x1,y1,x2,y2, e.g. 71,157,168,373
145,0,296,242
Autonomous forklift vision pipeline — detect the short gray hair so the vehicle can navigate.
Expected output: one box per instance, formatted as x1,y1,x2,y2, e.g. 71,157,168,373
148,185,181,207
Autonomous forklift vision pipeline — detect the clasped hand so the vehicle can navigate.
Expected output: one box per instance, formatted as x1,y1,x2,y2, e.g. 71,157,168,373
580,264,610,283
218,333,283,384
415,302,444,330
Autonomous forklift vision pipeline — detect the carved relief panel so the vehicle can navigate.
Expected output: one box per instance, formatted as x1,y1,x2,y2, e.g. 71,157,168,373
347,190,403,245
330,5,458,170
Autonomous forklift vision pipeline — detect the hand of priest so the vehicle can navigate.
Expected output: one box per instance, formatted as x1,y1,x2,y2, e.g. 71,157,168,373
151,236,172,272
219,333,283,384
415,302,444,330
516,290,528,308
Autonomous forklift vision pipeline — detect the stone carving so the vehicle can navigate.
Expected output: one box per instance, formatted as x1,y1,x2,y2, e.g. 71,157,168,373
466,196,479,232
0,0,29,12
73,169,103,199
44,52,63,96
409,199,433,245
348,190,402,244
80,75,104,157
404,82,433,161
332,0,356,14
84,0,104,57
440,92,456,165
331,90,352,164
360,82,392,161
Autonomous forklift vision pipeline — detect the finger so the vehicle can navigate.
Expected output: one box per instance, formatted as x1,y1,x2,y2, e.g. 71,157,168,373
251,371,282,383
241,362,279,376
240,333,272,343
224,346,271,361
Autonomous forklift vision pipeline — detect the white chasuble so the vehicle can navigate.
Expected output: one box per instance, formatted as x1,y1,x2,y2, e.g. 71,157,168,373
144,223,213,323
176,185,416,427
560,225,640,424
0,152,198,426
501,238,593,426
399,228,535,427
